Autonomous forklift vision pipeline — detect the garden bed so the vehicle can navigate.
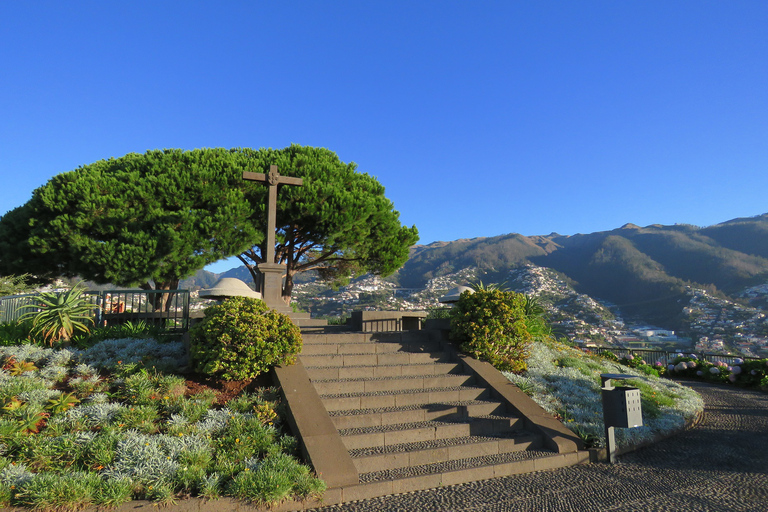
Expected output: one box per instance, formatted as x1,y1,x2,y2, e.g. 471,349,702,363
503,339,706,450
0,338,325,510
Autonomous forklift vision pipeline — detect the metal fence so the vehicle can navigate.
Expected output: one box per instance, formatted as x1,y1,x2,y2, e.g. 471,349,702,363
0,293,41,324
0,289,190,331
598,347,761,365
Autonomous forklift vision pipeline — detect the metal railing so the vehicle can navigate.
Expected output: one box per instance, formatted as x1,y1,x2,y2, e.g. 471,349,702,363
96,290,190,331
599,347,761,365
0,293,40,323
0,289,190,332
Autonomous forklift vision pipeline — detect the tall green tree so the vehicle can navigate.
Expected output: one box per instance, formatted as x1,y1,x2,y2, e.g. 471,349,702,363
234,145,419,301
0,149,261,310
0,145,418,308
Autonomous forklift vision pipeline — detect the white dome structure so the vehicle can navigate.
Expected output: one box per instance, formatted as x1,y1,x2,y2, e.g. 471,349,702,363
438,285,474,304
199,278,262,300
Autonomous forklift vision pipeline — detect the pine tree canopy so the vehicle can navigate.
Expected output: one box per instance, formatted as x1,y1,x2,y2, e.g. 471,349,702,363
0,145,418,304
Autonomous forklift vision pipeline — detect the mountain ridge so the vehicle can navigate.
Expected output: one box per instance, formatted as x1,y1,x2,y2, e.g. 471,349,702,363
186,213,768,331
398,213,768,329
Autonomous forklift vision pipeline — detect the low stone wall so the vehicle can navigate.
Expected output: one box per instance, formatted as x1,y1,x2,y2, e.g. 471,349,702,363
349,310,427,332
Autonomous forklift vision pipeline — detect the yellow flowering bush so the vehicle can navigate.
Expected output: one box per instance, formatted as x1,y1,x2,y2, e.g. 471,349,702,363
449,289,532,373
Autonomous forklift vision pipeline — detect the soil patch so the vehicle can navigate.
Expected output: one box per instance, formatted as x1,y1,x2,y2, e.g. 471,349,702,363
182,371,275,405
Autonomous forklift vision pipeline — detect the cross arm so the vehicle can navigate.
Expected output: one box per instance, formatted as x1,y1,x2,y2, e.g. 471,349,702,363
242,171,266,182
242,171,303,186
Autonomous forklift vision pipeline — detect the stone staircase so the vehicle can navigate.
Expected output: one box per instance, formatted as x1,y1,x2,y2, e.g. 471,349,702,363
273,328,588,507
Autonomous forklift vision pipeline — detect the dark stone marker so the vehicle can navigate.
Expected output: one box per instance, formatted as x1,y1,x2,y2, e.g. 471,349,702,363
243,165,303,313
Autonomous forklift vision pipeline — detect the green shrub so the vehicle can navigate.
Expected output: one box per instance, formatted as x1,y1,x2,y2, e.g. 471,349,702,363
449,289,532,373
14,471,99,510
618,355,661,378
325,315,349,326
665,356,768,388
190,297,302,381
226,452,324,504
0,320,33,346
70,320,169,348
92,477,133,508
426,308,451,320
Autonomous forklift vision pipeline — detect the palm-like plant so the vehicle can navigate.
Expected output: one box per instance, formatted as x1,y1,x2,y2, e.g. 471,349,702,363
466,279,509,292
46,392,80,415
18,283,96,345
521,294,553,340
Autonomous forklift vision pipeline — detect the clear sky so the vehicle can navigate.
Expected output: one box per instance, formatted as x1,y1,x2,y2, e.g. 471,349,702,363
2,1,767,274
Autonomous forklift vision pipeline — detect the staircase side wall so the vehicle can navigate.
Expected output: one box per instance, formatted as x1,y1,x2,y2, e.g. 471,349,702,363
428,329,582,454
272,360,359,488
449,348,583,453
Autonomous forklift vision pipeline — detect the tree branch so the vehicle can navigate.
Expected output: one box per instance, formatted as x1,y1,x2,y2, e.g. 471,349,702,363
294,253,362,273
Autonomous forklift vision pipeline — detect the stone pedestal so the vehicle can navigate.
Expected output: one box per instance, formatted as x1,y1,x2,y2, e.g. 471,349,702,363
257,262,293,314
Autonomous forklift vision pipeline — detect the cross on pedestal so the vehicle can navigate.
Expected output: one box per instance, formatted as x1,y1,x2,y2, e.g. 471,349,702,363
243,165,303,313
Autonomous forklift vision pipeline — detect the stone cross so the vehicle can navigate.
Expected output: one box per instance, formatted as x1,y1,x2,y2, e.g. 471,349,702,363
243,165,303,312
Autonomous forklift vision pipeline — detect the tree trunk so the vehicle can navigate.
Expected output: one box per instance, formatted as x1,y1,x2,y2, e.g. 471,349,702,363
156,280,178,312
237,254,264,296
282,271,294,304
140,279,178,311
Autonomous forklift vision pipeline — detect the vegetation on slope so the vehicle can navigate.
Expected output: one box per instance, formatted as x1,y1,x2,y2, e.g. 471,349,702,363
446,285,706,450
503,339,704,448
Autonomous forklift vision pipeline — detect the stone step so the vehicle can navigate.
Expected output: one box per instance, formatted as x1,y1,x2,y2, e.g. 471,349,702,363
350,431,542,473
300,340,442,355
299,350,453,368
299,324,351,335
344,451,590,502
311,374,475,395
302,332,436,345
293,318,329,327
320,386,489,412
305,362,463,381
338,416,523,450
328,400,507,429
276,328,587,508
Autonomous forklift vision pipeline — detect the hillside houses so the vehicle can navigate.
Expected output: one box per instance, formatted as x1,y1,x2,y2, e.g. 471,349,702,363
683,287,768,355
289,263,767,357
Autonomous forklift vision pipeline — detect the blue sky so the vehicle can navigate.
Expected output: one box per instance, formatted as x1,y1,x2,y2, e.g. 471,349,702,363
2,1,767,274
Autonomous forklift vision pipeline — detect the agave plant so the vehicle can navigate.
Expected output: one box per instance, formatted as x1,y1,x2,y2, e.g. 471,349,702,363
466,279,509,292
17,283,97,345
7,359,38,376
46,392,81,415
13,405,49,433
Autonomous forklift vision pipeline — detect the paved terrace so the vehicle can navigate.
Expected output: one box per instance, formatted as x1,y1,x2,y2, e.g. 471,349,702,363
309,381,768,512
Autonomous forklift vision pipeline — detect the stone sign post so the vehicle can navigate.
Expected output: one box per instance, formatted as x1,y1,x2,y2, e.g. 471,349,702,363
243,165,303,314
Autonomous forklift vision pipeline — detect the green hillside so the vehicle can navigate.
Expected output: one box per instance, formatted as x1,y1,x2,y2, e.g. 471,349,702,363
397,214,768,329
398,234,550,288
700,213,768,259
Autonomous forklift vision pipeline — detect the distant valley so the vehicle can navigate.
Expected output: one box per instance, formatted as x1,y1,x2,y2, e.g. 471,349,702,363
184,213,768,357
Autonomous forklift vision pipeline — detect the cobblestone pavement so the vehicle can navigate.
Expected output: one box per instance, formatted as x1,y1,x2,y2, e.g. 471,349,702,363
309,381,768,512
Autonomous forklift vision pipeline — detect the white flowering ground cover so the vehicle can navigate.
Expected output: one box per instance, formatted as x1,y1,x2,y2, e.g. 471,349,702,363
0,338,324,510
503,340,704,448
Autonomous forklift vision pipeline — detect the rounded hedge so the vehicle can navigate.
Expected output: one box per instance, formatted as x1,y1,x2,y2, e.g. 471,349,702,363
449,289,533,373
190,297,302,380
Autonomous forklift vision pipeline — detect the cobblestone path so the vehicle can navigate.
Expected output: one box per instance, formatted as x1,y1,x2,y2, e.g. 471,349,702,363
309,381,768,512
